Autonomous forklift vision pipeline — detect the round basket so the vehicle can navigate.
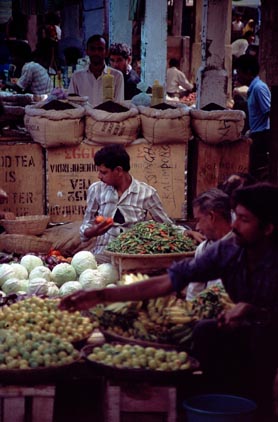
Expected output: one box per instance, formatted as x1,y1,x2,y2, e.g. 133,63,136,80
0,215,50,235
0,234,53,254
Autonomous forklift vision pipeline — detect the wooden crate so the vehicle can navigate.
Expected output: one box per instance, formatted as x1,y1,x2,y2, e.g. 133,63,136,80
106,251,195,278
105,382,176,422
0,385,55,422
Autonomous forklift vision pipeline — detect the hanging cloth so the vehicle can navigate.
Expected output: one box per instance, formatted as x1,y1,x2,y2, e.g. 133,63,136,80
0,0,12,24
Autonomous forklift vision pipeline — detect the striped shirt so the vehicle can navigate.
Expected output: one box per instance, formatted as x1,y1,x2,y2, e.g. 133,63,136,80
17,61,53,95
80,177,176,256
68,65,124,107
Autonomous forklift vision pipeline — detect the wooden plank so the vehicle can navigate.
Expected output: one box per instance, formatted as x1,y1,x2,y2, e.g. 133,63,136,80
2,397,25,422
105,383,176,422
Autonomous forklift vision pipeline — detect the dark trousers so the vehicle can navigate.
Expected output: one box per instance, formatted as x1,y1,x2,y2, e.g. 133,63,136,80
249,130,270,181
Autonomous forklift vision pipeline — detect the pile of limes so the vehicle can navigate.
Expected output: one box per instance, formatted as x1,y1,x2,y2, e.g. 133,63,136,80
87,343,191,371
0,330,80,369
0,296,93,343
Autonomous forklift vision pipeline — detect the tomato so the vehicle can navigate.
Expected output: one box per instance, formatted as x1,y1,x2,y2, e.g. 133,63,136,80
95,215,105,223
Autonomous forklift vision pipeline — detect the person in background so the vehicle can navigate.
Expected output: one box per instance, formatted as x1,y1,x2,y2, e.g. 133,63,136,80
166,58,194,99
186,189,231,300
231,12,244,42
235,54,271,181
67,34,124,107
131,55,141,78
60,182,278,420
0,41,52,96
242,19,256,36
78,144,203,263
108,42,141,100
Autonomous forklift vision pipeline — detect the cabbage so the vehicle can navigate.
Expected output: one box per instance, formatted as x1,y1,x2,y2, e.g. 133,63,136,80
9,263,28,280
71,251,97,276
27,277,50,295
79,268,105,290
20,255,43,274
51,263,77,287
0,264,16,287
59,281,82,296
97,263,119,286
2,278,28,295
47,282,60,297
29,266,52,281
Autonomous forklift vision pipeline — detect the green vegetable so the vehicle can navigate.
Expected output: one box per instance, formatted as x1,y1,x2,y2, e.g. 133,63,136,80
106,220,196,254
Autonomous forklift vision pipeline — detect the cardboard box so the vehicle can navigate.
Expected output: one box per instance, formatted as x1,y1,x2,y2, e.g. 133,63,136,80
47,140,187,223
0,142,45,216
187,137,251,217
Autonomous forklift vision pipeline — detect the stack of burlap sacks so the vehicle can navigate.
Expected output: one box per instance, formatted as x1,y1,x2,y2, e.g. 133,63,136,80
23,99,246,255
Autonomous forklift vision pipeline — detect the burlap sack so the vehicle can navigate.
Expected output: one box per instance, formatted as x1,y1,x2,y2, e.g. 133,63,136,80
190,109,246,144
24,101,85,148
138,105,191,144
85,103,141,145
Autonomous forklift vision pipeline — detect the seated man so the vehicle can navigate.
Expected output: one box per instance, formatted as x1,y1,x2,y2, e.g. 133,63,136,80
108,42,141,100
79,144,203,263
186,188,231,300
166,58,194,99
0,41,52,96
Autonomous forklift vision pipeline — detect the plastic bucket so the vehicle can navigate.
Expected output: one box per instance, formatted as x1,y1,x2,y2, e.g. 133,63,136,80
183,394,257,422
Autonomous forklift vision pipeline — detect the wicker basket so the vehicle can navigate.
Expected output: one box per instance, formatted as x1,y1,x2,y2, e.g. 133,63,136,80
0,234,53,254
0,215,50,236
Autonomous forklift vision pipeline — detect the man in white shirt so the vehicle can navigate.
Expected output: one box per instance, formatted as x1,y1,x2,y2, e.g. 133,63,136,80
166,58,194,99
68,34,124,107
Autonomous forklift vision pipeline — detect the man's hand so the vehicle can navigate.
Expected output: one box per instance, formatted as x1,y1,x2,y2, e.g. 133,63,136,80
185,229,206,244
217,302,253,329
84,217,114,238
59,289,103,311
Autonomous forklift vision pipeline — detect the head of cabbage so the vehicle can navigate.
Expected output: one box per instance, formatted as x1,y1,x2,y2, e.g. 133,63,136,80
29,266,52,282
27,277,50,296
79,268,105,290
97,263,119,286
59,281,82,296
0,264,17,287
2,278,29,295
71,251,97,276
20,255,43,274
51,263,77,287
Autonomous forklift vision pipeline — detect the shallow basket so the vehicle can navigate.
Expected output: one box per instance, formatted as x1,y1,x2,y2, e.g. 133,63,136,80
0,234,53,254
0,215,50,235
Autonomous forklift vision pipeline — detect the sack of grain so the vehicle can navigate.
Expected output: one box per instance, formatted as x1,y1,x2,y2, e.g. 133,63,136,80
85,101,141,145
24,99,85,148
190,109,246,144
138,103,191,144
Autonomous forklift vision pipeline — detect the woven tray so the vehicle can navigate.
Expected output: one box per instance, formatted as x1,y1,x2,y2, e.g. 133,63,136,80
0,234,53,254
0,215,50,235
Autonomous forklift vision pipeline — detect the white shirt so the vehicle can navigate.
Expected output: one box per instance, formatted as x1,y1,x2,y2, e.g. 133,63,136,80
68,64,124,107
166,66,193,94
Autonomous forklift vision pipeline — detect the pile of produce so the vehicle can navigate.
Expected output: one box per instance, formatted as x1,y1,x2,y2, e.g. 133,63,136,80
106,220,197,254
190,284,234,319
0,250,120,298
86,343,191,371
0,296,94,343
90,295,196,348
89,285,234,349
0,329,79,369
